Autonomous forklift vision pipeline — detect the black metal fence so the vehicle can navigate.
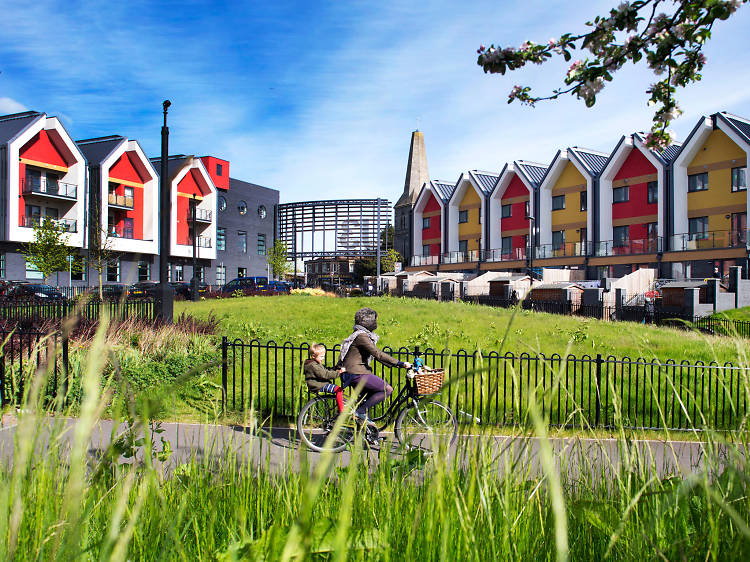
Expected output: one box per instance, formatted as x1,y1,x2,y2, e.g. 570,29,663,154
460,296,750,338
0,329,69,407
0,299,155,323
220,338,750,431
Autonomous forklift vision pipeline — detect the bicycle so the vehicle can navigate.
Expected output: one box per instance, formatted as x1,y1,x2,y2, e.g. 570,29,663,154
296,360,457,453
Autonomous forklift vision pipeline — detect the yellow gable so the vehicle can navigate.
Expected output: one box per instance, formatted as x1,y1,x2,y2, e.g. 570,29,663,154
689,129,745,167
553,161,585,189
459,184,481,206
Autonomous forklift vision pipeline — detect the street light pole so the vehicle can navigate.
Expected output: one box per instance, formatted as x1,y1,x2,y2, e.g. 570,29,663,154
156,100,175,322
191,193,199,301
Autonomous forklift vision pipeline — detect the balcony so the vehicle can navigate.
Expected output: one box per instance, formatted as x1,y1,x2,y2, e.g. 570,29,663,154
193,208,212,222
411,254,440,267
442,250,480,264
108,192,134,209
108,224,135,239
669,230,748,251
481,247,527,262
22,178,77,199
179,235,212,248
20,216,77,232
595,237,662,256
535,242,588,259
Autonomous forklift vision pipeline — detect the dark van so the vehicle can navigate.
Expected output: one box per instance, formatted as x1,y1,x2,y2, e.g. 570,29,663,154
221,277,269,296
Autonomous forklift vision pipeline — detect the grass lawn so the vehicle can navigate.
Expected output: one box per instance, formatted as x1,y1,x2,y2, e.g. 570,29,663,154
177,295,747,364
712,306,750,322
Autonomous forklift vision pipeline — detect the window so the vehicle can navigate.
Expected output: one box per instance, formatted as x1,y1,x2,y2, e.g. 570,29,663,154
257,233,266,255
552,195,565,211
72,256,86,281
106,259,120,282
731,213,746,245
422,244,430,256
216,265,226,286
216,163,223,176
217,227,226,251
45,207,59,220
688,172,708,192
613,225,629,247
172,263,184,282
688,216,709,239
238,267,247,278
0,253,4,278
552,230,565,250
501,204,512,218
732,167,747,192
138,261,150,282
580,191,587,211
458,240,468,254
501,236,512,255
25,205,40,227
25,168,41,190
25,260,43,280
258,205,267,219
647,222,658,239
458,210,468,223
218,196,227,212
238,231,247,253
122,218,134,239
238,201,247,215
194,266,205,282
613,185,629,203
647,181,658,204
422,216,431,229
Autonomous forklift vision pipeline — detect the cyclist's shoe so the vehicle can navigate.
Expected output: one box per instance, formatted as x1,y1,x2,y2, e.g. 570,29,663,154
354,412,377,427
363,425,380,448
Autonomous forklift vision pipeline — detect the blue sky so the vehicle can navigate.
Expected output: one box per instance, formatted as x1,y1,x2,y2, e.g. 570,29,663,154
1,0,749,206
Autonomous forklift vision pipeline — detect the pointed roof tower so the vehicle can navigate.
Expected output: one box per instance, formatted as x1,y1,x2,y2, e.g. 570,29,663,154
395,130,429,209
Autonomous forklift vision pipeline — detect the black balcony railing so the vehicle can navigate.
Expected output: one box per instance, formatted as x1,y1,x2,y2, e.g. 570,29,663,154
595,237,663,256
179,235,212,248
20,216,77,232
481,247,527,262
669,230,748,251
535,241,588,259
22,178,77,199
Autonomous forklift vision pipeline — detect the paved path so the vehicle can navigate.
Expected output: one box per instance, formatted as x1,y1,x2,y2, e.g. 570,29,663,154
0,418,740,477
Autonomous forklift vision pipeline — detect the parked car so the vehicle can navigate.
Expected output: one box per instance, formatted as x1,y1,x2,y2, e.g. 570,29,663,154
268,280,291,294
128,281,160,299
171,281,208,299
220,277,268,296
6,282,66,301
99,284,128,301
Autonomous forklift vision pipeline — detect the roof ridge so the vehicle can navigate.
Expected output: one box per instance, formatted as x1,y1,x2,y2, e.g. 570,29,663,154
0,111,42,122
471,169,499,175
76,135,124,144
569,146,608,156
516,160,547,168
720,111,750,125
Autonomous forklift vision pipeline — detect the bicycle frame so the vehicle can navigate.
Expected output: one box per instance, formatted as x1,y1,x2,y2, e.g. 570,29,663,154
365,374,422,432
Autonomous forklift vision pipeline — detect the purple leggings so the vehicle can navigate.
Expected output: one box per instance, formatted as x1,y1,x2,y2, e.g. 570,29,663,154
341,372,393,415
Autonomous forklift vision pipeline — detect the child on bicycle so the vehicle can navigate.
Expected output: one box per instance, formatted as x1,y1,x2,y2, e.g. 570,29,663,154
304,343,345,413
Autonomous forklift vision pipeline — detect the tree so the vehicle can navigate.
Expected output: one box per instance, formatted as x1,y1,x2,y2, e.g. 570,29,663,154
266,239,291,280
380,224,395,251
23,219,82,284
88,200,118,300
352,249,402,284
380,249,402,273
477,0,746,148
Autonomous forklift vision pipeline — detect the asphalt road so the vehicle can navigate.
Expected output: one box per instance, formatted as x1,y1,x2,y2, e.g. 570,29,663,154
0,417,738,478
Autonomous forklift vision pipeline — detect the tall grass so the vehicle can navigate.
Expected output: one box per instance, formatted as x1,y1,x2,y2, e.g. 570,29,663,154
2,319,750,560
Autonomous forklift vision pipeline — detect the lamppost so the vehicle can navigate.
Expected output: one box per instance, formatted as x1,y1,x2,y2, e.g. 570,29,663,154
155,100,175,322
525,214,536,281
190,193,200,301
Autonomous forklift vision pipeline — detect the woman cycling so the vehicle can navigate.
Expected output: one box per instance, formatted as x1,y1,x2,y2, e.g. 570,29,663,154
338,307,411,424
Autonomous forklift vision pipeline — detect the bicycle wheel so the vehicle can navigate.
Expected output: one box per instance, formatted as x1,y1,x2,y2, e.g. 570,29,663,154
297,394,355,453
394,399,457,453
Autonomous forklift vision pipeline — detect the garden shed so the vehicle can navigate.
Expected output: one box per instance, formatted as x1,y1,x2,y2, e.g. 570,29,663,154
528,282,583,305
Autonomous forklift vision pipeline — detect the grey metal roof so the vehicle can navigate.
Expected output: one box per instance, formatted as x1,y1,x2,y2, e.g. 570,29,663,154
660,143,682,163
228,176,278,196
469,170,499,195
720,112,750,146
0,111,42,145
76,135,125,165
432,180,456,203
149,155,192,179
532,282,582,290
569,146,609,177
515,160,547,188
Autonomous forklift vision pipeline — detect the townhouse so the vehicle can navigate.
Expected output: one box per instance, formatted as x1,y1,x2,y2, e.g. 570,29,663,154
0,110,278,286
401,110,750,280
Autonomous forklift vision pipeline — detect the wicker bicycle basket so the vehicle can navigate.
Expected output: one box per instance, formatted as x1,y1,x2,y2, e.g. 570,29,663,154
414,369,445,395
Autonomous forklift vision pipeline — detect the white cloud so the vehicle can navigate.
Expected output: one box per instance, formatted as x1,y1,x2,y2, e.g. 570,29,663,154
0,97,26,114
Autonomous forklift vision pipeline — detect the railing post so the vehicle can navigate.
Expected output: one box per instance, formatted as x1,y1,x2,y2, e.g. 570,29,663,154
595,353,602,427
61,331,69,408
221,336,228,412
